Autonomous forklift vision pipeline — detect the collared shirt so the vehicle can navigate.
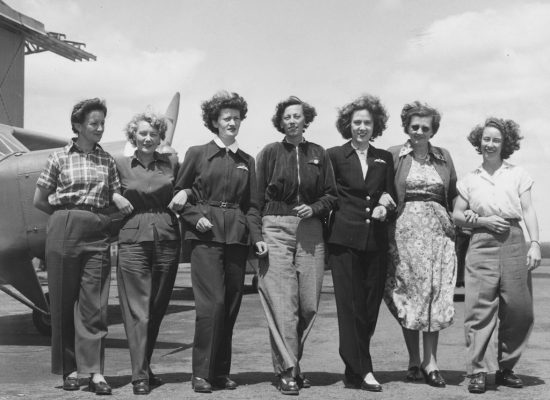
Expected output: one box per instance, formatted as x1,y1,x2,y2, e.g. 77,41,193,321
116,151,180,243
351,142,369,178
456,161,533,219
213,135,239,153
36,139,121,208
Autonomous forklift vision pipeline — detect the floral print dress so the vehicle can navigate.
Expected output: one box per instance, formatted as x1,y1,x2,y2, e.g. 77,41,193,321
385,157,457,332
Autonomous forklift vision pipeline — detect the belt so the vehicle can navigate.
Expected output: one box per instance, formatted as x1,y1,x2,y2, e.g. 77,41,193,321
203,200,240,209
404,194,445,208
55,204,108,214
133,208,170,214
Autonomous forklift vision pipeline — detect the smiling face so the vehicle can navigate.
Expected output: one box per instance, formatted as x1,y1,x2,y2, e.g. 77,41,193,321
350,109,373,149
280,104,306,139
75,110,105,149
407,115,433,146
213,108,241,143
480,126,503,161
135,120,161,156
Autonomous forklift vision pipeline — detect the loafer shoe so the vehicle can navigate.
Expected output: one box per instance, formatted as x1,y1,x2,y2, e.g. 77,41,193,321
361,381,382,392
88,380,112,395
406,366,422,381
191,376,212,393
496,369,523,388
468,372,487,394
212,376,237,390
133,379,150,395
278,376,299,395
421,368,446,388
296,374,311,389
62,376,80,391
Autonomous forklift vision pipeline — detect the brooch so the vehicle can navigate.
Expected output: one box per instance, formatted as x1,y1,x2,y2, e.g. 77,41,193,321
236,163,249,171
374,158,386,164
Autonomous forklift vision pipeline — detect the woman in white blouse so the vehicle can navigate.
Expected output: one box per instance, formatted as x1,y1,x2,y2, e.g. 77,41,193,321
453,117,540,394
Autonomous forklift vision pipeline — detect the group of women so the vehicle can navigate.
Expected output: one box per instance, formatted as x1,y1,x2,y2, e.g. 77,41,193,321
34,92,540,396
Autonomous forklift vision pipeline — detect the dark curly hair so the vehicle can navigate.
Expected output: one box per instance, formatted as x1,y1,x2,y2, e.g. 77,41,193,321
467,117,522,160
335,94,388,140
271,96,317,133
71,98,107,134
201,91,248,134
124,110,168,146
400,101,441,136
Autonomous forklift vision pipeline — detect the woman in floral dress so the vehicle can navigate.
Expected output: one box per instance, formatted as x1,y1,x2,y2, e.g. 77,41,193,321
385,101,457,388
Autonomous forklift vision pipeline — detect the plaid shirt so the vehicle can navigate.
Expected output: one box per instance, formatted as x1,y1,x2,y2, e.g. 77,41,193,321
36,139,121,208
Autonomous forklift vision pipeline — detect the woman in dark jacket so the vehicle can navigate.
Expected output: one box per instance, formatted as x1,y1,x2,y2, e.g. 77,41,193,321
174,91,267,393
327,95,396,392
256,96,337,395
115,111,180,395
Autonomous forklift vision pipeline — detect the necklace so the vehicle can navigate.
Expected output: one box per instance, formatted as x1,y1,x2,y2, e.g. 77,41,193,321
414,151,428,160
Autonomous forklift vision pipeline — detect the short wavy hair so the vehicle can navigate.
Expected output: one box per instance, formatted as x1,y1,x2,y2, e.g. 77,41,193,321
400,101,441,136
124,110,168,146
271,96,317,133
71,98,107,134
335,94,389,140
201,91,248,134
467,117,522,160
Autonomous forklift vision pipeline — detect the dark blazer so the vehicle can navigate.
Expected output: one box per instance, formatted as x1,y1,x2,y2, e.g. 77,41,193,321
327,141,395,252
174,140,263,246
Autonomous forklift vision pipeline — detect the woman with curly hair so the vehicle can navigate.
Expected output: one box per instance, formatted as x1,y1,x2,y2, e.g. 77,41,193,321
453,118,540,394
384,101,457,388
174,91,267,393
326,95,396,392
114,110,181,395
256,96,337,395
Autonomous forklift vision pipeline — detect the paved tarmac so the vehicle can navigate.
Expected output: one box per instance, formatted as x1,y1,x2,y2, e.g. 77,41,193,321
1,263,549,400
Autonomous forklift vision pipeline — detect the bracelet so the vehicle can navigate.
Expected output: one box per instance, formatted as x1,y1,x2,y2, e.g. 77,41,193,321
531,240,541,247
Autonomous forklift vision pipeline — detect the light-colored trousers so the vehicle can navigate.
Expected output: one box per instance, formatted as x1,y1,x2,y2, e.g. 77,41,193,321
258,215,325,376
464,222,534,374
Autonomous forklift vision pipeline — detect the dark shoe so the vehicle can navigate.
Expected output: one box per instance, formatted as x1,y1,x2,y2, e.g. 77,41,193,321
212,376,237,390
361,381,382,392
496,369,523,388
278,376,299,395
62,376,79,391
421,368,446,388
296,374,311,389
406,366,422,381
88,380,112,395
148,373,163,387
468,372,487,394
191,376,212,393
133,380,150,395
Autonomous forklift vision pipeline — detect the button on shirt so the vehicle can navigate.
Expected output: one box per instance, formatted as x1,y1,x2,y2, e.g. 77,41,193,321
456,161,533,219
36,139,121,208
115,152,180,244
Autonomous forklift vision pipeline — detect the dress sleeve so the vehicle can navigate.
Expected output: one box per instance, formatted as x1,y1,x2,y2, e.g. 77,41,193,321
517,167,534,195
36,153,59,191
175,147,204,226
245,157,263,244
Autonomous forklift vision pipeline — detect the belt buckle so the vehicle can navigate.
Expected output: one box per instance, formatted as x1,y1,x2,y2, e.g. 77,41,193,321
220,201,228,208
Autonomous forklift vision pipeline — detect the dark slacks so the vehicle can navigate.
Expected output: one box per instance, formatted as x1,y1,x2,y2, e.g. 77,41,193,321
46,209,111,376
190,241,248,379
328,244,387,378
117,240,179,382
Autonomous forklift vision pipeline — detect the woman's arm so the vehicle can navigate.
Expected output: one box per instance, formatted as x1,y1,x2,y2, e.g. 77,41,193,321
452,195,511,233
520,189,541,270
33,186,55,215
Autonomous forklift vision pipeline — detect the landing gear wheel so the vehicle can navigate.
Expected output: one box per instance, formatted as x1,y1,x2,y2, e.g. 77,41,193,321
32,292,51,336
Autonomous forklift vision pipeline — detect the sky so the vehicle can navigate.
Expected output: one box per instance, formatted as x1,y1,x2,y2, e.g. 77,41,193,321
7,0,550,239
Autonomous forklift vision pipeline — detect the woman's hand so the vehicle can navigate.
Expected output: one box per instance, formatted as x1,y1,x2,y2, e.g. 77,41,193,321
255,241,268,257
112,193,133,216
168,190,188,212
371,205,387,221
196,217,213,233
293,204,313,219
527,241,542,271
480,215,510,234
378,192,396,211
464,210,479,224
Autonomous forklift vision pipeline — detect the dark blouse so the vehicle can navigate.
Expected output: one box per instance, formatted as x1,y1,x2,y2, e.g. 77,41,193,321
174,140,263,246
116,152,180,244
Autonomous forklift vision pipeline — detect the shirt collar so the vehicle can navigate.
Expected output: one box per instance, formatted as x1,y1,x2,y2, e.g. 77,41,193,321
213,136,239,153
473,160,513,175
350,141,369,154
398,140,445,161
282,137,306,147
67,138,102,153
130,151,168,167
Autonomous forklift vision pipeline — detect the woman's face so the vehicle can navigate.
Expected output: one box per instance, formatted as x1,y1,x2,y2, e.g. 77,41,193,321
76,110,105,146
407,115,433,146
480,126,503,161
213,108,241,142
281,104,306,138
350,109,373,148
135,120,161,156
